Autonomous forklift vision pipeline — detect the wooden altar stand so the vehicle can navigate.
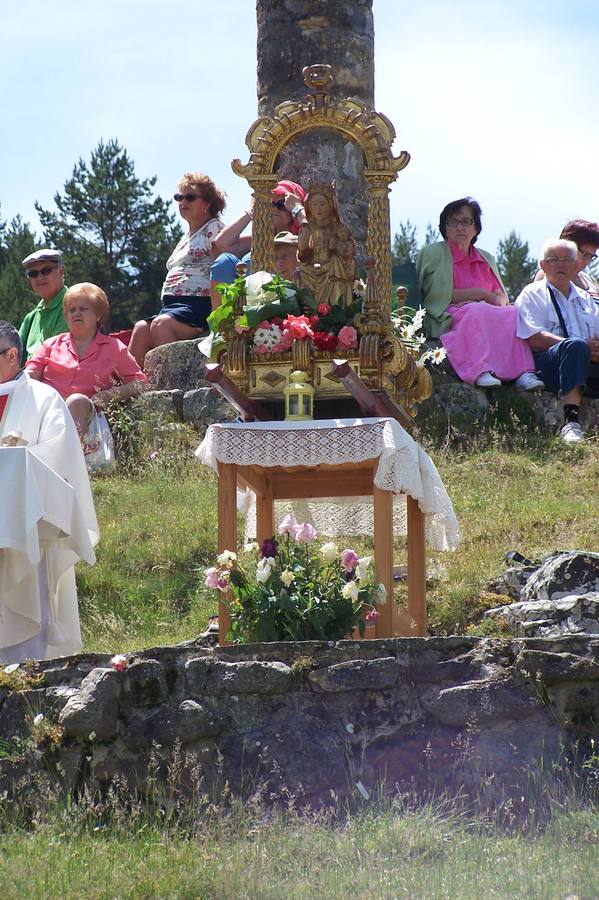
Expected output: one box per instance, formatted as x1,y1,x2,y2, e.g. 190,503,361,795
216,455,426,645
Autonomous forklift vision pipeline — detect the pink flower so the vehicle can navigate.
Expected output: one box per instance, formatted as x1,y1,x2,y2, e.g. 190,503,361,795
341,549,359,572
204,566,220,589
254,344,269,354
295,522,317,543
283,315,315,341
110,654,127,672
365,609,379,623
337,325,358,350
204,566,229,592
272,331,293,352
317,303,331,317
278,514,299,537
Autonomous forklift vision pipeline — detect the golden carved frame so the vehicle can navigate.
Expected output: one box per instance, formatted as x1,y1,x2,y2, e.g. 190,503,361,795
223,65,431,414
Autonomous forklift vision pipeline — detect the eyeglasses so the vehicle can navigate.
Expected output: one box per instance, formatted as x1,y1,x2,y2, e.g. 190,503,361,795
173,193,202,203
25,265,57,279
446,217,474,228
272,199,286,210
579,250,598,262
544,257,576,263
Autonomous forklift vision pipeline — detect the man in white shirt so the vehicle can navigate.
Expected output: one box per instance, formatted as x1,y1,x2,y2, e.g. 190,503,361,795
515,239,599,444
0,321,98,662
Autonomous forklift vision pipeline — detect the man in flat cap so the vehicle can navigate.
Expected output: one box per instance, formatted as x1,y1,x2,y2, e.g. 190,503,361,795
19,248,68,360
273,231,299,283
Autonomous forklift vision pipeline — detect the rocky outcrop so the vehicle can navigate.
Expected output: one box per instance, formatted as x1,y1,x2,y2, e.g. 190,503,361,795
486,552,599,637
1,636,598,808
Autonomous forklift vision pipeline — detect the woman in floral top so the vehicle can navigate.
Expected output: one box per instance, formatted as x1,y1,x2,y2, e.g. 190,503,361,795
128,172,225,367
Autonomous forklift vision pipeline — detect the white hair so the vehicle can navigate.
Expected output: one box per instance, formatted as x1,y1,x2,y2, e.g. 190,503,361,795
540,238,577,261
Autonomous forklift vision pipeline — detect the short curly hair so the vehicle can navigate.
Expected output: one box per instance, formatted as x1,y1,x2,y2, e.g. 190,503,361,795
559,219,599,251
63,283,110,328
178,172,226,217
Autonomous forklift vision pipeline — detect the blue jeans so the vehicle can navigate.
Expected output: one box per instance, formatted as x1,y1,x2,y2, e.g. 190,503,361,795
534,338,599,397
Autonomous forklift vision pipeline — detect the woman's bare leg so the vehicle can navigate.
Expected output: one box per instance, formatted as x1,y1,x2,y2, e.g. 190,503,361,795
66,393,95,440
148,315,203,347
128,320,153,368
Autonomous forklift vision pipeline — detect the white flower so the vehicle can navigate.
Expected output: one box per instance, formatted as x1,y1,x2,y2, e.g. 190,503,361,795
280,569,296,587
245,272,275,305
431,346,447,364
88,732,97,741
355,556,372,581
341,581,359,602
216,550,237,567
253,323,282,351
320,542,338,563
244,541,259,552
33,713,44,726
3,664,19,674
256,557,275,584
412,307,426,330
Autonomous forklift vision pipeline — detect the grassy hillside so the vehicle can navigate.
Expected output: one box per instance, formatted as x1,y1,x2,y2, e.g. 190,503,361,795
77,423,598,651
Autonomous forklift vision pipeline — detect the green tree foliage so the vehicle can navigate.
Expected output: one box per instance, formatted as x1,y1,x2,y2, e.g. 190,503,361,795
392,220,439,267
391,219,418,266
496,230,537,300
35,139,181,328
0,211,38,327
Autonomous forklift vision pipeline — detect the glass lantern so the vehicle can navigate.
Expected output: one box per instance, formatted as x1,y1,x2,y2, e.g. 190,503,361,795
283,370,315,421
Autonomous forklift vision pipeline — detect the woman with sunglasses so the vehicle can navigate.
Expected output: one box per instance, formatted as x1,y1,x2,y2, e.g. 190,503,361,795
417,197,543,390
128,172,226,368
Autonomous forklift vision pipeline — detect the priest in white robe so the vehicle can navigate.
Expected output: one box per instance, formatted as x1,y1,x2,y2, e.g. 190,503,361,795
0,320,99,663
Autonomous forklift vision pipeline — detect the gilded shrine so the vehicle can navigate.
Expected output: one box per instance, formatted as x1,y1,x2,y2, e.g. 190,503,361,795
214,64,432,417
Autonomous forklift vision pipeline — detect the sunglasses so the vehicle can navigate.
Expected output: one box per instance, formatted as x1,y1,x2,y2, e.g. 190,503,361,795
272,199,286,210
174,193,202,203
26,265,58,279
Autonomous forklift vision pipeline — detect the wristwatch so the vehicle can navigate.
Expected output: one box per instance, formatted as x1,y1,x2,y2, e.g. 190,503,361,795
291,203,304,218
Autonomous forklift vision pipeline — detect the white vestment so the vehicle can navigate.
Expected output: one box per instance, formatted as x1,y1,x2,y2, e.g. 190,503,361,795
0,372,99,661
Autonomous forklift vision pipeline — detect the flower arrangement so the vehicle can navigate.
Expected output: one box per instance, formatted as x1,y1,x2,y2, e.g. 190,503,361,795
391,307,447,368
203,272,363,361
204,514,386,643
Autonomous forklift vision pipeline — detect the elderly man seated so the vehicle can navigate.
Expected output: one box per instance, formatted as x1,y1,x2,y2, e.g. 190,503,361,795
0,321,98,663
515,239,599,444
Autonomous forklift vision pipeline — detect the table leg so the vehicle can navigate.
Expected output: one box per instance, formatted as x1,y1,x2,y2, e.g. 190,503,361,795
255,474,275,545
217,462,238,646
407,495,426,636
373,485,394,638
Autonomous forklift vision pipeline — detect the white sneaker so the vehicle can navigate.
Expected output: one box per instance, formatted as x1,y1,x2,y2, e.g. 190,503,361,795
514,372,545,392
560,422,584,444
475,372,502,388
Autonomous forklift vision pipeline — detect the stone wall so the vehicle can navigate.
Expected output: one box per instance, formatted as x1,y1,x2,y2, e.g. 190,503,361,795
2,636,598,808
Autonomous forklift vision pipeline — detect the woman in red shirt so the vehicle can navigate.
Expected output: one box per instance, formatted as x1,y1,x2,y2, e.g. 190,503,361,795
27,282,147,437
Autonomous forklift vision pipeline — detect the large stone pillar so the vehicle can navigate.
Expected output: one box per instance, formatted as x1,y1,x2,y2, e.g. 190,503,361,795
256,0,374,263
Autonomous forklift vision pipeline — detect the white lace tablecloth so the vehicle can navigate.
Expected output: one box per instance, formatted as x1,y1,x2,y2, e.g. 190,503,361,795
196,417,460,551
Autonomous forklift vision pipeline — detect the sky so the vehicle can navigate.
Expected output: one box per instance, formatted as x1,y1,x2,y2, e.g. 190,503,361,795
1,0,598,266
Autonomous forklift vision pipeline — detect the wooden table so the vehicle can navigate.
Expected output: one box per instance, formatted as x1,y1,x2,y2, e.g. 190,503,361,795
216,456,426,644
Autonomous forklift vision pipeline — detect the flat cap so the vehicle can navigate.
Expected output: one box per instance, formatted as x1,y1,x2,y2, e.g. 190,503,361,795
273,231,298,246
22,248,63,267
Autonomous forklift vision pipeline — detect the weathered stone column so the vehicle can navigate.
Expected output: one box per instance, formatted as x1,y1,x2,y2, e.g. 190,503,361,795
256,0,374,262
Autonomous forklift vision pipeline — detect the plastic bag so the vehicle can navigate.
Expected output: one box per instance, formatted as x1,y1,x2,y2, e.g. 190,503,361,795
83,411,116,475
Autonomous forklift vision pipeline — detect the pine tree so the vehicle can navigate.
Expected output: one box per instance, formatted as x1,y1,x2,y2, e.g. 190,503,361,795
35,139,181,328
496,231,537,300
391,220,419,266
0,212,38,327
